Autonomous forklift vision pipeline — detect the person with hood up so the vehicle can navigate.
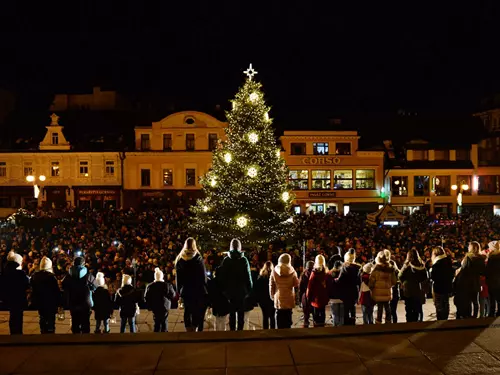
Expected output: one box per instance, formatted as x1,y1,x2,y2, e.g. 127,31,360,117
62,256,96,334
30,256,61,334
369,251,397,324
486,241,500,317
175,237,208,332
1,251,29,334
255,261,275,329
306,255,330,327
207,267,230,331
270,253,299,329
399,249,428,322
329,260,344,326
336,248,361,325
298,261,314,328
429,246,454,320
217,238,253,331
115,274,140,333
359,262,374,324
145,267,176,332
384,249,400,323
93,272,113,334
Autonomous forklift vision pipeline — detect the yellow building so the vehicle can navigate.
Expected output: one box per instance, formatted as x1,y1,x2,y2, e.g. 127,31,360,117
123,111,227,208
280,131,385,214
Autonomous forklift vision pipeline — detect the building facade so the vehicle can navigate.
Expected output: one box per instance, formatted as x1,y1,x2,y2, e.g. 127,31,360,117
280,131,385,214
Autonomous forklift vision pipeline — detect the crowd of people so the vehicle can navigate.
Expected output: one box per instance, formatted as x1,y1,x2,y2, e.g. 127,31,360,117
0,207,500,334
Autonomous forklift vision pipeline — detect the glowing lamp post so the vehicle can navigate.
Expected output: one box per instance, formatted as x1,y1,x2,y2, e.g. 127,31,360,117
452,183,469,214
26,175,46,205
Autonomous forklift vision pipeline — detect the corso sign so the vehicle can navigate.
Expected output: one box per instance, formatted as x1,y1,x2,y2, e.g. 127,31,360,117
301,157,341,165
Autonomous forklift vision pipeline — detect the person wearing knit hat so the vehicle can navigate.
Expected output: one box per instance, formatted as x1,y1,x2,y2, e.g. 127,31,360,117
359,263,374,324
270,253,299,329
145,267,177,332
383,249,401,324
369,251,397,324
30,256,61,334
115,273,141,333
2,251,29,334
344,248,357,264
337,248,361,325
93,272,113,334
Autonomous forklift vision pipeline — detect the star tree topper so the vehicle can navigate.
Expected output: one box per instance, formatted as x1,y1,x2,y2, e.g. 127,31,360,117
244,63,258,81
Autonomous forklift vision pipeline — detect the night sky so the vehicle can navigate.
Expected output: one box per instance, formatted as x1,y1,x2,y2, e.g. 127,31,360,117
1,2,499,141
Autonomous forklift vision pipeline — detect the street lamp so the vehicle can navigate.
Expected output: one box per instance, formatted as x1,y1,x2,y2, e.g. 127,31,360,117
26,175,46,200
452,183,469,214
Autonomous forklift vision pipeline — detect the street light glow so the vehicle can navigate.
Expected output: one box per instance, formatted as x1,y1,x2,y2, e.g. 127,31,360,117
39,175,46,181
451,184,458,191
26,175,35,182
462,184,469,191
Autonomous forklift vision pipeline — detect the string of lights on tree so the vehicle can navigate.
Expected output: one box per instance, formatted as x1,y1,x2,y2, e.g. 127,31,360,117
189,64,294,244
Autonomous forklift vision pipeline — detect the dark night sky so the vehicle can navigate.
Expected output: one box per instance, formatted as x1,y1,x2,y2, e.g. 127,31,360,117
1,1,500,140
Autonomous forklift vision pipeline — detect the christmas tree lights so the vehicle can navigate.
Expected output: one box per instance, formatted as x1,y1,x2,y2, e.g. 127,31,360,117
190,64,294,244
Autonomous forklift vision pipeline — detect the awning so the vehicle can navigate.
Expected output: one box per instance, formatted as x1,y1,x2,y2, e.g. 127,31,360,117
367,204,406,225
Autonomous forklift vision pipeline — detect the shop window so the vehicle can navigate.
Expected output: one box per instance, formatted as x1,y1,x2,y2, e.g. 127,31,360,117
310,203,325,213
355,169,375,189
141,169,151,187
105,161,115,176
0,162,6,177
333,170,353,189
289,170,309,190
335,143,351,155
413,150,428,160
51,161,60,177
313,142,329,155
290,143,306,155
79,161,89,177
163,169,173,186
434,150,449,161
186,169,196,186
457,175,472,195
311,170,331,190
209,133,218,151
456,149,470,161
391,176,408,196
186,134,195,151
434,175,451,196
163,134,172,151
414,175,430,196
52,133,59,145
141,134,150,150
23,162,33,177
478,175,500,195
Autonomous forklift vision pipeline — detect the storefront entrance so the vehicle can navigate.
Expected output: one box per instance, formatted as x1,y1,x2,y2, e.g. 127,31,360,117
74,187,120,209
306,202,338,214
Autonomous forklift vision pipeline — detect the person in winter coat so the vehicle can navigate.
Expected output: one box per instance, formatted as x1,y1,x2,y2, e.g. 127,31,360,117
145,268,176,332
399,249,428,322
384,249,400,323
30,256,61,334
175,237,208,332
486,240,500,317
479,275,489,318
255,261,275,329
329,260,344,326
327,247,342,270
369,251,397,324
270,253,299,329
336,248,361,325
115,274,140,333
62,256,96,334
1,251,30,334
243,266,259,330
429,246,454,320
93,272,113,334
359,263,374,324
306,255,330,327
207,268,230,331
217,238,253,331
299,261,314,328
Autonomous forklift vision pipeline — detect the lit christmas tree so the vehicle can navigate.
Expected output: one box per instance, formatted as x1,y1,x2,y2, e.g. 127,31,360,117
190,64,293,245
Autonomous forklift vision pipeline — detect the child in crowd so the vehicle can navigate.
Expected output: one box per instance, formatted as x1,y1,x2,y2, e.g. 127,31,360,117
115,274,140,333
93,272,114,334
329,260,344,327
145,268,176,332
359,263,374,324
207,268,230,331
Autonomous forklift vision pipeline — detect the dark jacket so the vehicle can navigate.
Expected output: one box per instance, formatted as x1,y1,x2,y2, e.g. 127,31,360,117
207,275,231,317
1,261,30,310
254,274,274,309
459,253,486,294
30,270,61,313
327,252,342,271
115,285,140,318
299,268,313,302
217,250,253,302
62,265,96,311
430,255,454,295
93,286,114,321
337,262,361,303
145,281,176,312
486,250,500,291
329,268,344,300
399,262,428,299
175,252,207,305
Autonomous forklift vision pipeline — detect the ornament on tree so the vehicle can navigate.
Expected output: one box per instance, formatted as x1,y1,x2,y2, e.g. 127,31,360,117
282,191,290,202
247,166,258,178
210,178,217,187
247,132,259,144
224,152,232,163
236,216,248,228
249,92,259,103
203,205,209,212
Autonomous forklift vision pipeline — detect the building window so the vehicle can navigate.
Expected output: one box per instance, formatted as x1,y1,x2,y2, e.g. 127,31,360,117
23,162,33,177
456,149,470,161
457,175,472,195
52,133,59,145
434,175,451,196
288,170,309,190
163,134,172,151
313,142,328,155
186,134,195,151
335,143,351,155
413,150,428,160
311,170,331,190
163,169,173,186
355,169,375,189
186,169,196,186
414,175,430,196
105,161,115,176
141,169,151,187
0,162,6,177
141,134,150,150
51,161,60,177
391,176,408,196
209,133,218,151
333,170,353,189
79,161,89,177
478,175,500,195
434,150,450,161
290,143,306,155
